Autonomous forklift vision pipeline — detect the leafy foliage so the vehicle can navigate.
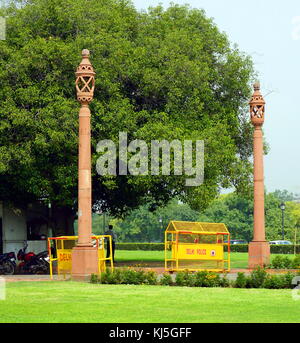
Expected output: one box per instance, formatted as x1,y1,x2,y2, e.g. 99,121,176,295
234,272,248,288
0,0,255,223
86,189,300,243
91,268,300,289
198,192,300,242
248,267,268,288
271,255,300,269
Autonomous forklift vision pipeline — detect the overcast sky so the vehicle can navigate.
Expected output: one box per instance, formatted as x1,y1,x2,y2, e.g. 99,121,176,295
133,0,300,195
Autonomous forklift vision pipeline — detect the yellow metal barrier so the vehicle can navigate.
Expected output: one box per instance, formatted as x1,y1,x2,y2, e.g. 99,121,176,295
165,221,230,272
48,235,114,279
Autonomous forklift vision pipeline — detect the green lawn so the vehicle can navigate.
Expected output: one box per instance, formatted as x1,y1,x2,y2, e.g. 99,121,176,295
115,250,291,269
1,281,300,323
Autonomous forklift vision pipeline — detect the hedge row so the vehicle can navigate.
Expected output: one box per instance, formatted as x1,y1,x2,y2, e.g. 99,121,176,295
91,267,300,289
117,243,165,251
271,255,300,269
116,243,300,254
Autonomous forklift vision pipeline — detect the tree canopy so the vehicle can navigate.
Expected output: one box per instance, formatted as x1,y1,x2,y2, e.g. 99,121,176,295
0,0,255,233
91,191,300,243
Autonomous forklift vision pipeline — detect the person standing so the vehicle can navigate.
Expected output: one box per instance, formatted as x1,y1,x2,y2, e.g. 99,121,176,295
104,225,117,262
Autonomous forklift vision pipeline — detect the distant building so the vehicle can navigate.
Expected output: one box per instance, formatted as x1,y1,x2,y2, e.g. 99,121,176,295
0,201,51,255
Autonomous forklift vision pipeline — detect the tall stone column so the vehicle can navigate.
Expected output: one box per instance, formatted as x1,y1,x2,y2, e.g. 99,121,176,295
248,82,270,268
71,49,98,280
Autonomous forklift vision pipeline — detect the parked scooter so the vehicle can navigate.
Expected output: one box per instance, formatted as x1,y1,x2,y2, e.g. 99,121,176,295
17,242,49,274
0,251,17,275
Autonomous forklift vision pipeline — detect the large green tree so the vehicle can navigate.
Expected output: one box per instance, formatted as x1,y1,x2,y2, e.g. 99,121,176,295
0,0,255,234
103,199,200,242
198,191,299,242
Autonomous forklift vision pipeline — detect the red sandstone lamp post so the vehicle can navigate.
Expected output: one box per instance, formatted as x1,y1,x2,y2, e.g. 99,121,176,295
71,49,98,280
248,82,270,268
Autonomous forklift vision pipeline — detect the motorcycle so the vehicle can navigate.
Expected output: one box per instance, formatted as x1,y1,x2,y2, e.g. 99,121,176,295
0,251,17,275
17,243,50,274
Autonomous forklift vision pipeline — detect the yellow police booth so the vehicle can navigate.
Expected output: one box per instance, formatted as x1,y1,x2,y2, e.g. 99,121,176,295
164,221,230,272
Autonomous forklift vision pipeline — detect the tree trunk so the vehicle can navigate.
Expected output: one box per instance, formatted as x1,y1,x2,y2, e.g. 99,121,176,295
50,205,76,237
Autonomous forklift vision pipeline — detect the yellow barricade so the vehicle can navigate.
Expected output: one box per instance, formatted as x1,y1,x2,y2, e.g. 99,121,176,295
48,235,114,279
165,221,230,272
176,243,224,260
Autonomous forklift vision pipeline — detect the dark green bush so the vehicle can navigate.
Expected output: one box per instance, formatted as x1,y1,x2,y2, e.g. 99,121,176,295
292,255,300,269
116,243,165,251
204,272,222,287
175,270,193,287
90,273,99,284
160,272,174,286
270,245,300,254
116,243,300,254
271,255,292,269
271,255,300,269
263,272,295,289
90,267,299,289
281,256,293,268
193,271,208,287
122,269,144,284
219,274,230,288
223,244,248,253
282,272,295,288
94,268,159,285
99,268,124,284
249,267,268,288
234,272,248,288
144,270,158,285
271,255,283,269
263,274,285,289
193,271,223,287
97,268,147,285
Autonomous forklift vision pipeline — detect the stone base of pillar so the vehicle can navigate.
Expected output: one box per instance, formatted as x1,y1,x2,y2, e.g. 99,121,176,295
248,241,270,269
71,246,99,281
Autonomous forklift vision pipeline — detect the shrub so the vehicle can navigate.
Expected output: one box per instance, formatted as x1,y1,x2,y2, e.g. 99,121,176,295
271,255,297,269
282,256,293,269
144,270,158,285
90,273,99,284
116,243,165,251
223,244,248,253
234,272,248,288
262,272,296,289
263,274,285,289
282,272,296,288
160,273,174,286
292,255,300,269
99,268,123,284
91,267,299,289
270,245,300,254
205,272,222,287
272,255,289,269
219,273,230,288
193,271,223,287
98,268,112,284
175,270,194,287
249,267,268,288
271,255,282,269
116,243,300,254
193,271,208,287
122,269,143,284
